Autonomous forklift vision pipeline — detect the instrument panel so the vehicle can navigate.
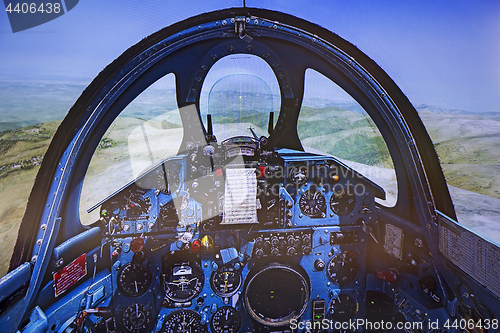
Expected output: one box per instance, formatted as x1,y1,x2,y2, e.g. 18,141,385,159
93,139,380,332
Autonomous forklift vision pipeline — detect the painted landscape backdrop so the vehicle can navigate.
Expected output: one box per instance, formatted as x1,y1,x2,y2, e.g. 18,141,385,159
0,79,499,276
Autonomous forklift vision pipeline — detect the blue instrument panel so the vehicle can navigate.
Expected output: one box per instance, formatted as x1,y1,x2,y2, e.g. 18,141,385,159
86,142,379,332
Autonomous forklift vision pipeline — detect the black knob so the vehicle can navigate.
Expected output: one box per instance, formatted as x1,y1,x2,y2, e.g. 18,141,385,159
263,241,271,253
287,247,296,256
302,234,311,245
302,246,311,255
271,236,279,247
255,237,263,248
271,247,280,256
255,248,264,258
314,258,325,271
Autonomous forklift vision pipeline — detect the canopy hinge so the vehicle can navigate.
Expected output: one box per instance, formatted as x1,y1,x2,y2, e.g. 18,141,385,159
235,16,253,42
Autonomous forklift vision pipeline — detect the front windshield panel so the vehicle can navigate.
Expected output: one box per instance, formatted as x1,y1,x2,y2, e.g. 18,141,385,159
79,74,182,225
200,55,280,141
298,69,397,207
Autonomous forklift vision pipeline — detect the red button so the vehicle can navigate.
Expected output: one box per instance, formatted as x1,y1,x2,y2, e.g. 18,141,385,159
191,239,201,254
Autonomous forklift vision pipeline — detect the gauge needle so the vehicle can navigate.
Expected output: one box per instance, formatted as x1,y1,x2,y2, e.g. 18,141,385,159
134,280,139,293
225,309,229,320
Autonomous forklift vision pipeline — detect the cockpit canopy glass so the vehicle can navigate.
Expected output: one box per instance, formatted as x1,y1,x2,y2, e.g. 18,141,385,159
200,55,280,141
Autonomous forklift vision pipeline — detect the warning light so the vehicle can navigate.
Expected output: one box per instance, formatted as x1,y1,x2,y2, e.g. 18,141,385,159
259,166,266,178
130,237,144,253
191,239,201,253
375,269,397,282
216,168,223,177
201,235,214,252
332,175,339,181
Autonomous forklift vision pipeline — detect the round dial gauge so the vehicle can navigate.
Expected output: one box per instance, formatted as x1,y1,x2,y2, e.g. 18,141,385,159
211,306,241,333
210,266,242,297
328,293,359,321
299,189,326,217
330,186,356,216
326,252,360,286
121,303,153,333
162,260,204,302
166,163,181,191
124,188,150,217
245,263,309,327
117,263,152,297
288,164,308,188
161,309,206,333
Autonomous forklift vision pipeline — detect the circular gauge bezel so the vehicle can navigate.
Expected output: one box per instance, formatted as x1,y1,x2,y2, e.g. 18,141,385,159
161,309,205,333
210,266,242,297
326,252,360,287
330,185,357,216
328,293,359,321
121,303,153,333
244,262,310,327
298,188,326,217
210,306,241,333
288,164,308,188
117,263,153,297
162,260,204,302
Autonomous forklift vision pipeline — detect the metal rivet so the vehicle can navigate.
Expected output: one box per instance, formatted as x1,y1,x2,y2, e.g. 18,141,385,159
56,258,64,267
41,224,47,230
227,46,234,52
31,255,38,263
263,53,270,59
36,239,42,246
246,45,253,52
210,54,217,60
222,20,227,26
254,19,258,25
272,24,278,29
230,18,235,23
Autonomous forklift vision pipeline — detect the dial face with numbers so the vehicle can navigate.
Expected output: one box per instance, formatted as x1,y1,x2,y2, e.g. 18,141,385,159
328,293,359,321
330,186,356,216
117,263,152,297
299,189,326,217
326,252,360,286
121,303,153,333
161,309,206,333
210,266,242,297
211,306,241,333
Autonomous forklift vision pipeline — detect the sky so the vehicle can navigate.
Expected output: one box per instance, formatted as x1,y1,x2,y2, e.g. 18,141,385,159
0,0,500,113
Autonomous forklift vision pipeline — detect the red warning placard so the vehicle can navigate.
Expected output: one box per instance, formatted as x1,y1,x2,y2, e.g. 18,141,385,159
53,253,87,297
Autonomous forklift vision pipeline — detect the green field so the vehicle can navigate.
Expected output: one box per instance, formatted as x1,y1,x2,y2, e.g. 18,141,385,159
0,99,499,276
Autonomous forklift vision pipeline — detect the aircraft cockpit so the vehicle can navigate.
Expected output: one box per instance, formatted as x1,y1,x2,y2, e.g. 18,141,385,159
1,7,499,333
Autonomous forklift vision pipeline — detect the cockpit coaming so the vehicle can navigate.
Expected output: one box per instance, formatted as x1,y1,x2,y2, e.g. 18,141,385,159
2,7,500,333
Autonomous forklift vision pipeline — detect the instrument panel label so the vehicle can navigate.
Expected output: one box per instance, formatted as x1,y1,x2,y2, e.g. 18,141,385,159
438,212,500,298
53,253,87,297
